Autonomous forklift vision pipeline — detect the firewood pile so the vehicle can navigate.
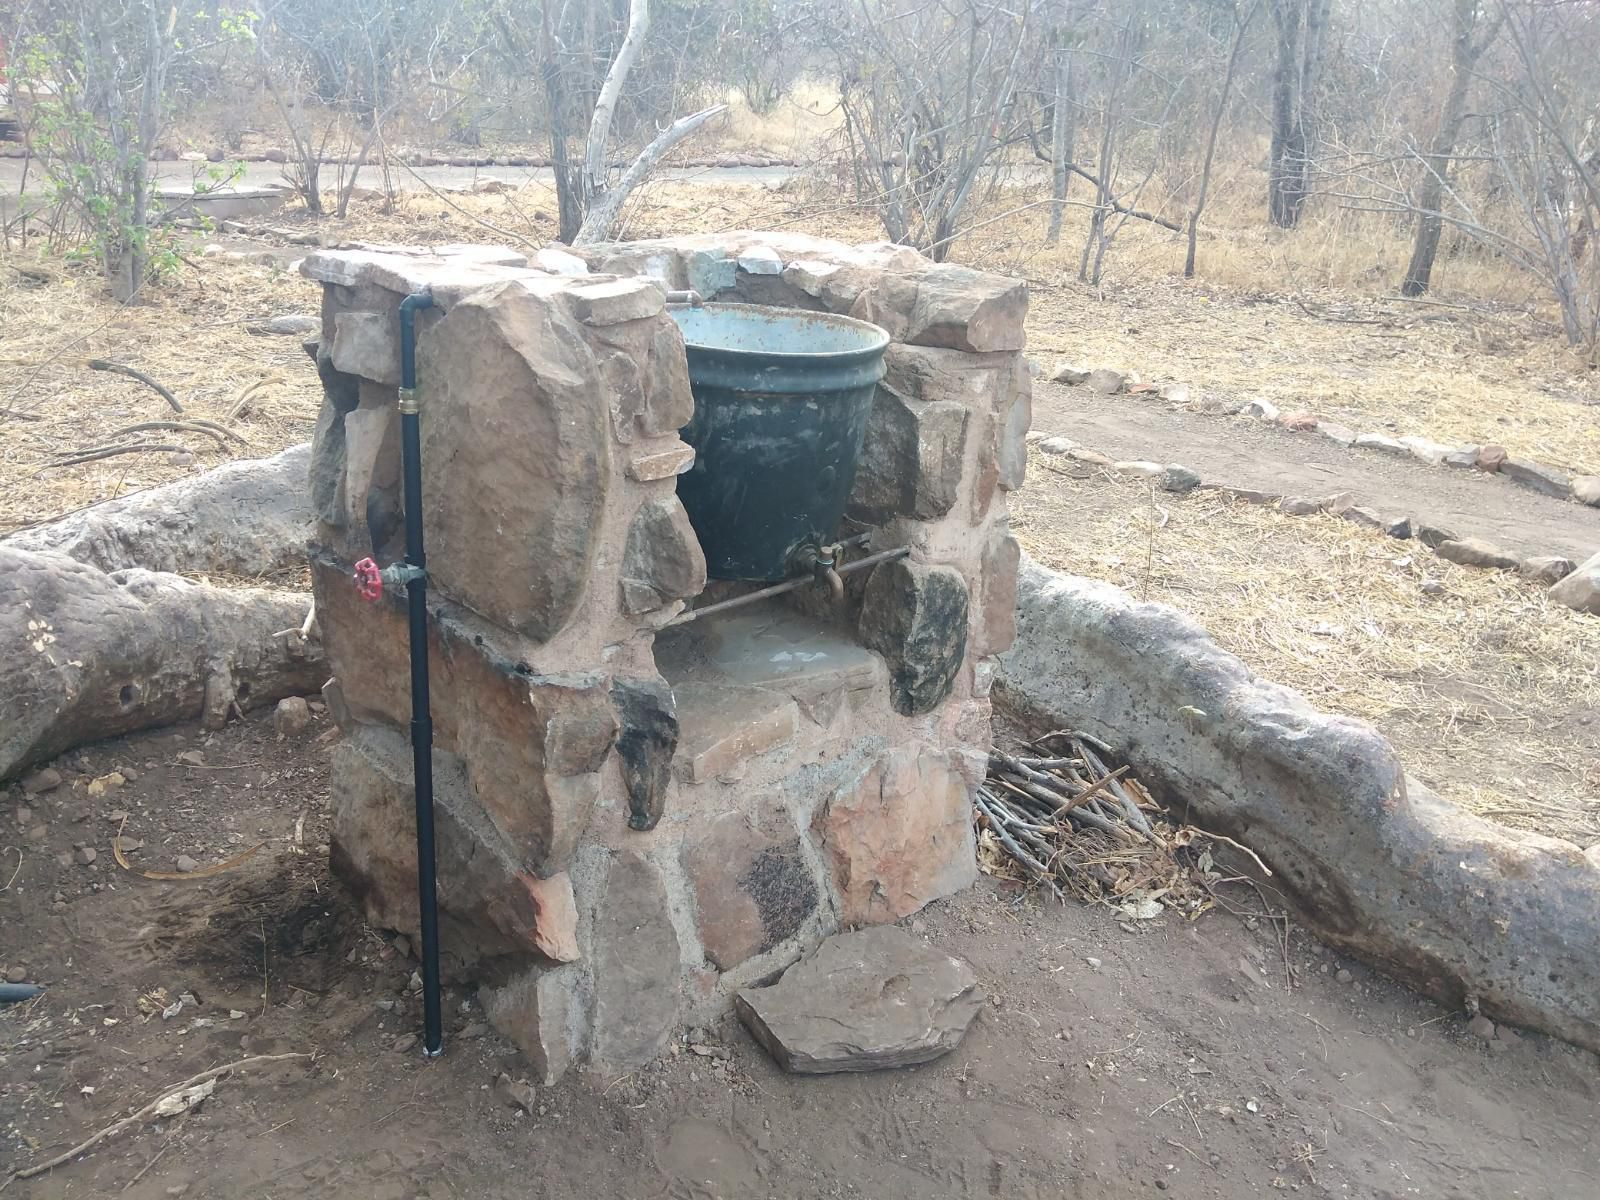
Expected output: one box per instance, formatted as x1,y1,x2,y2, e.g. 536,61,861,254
975,731,1270,919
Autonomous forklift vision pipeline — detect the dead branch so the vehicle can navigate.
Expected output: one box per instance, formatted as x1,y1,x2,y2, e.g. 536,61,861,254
86,359,184,414
102,420,231,448
45,443,187,469
8,1054,313,1182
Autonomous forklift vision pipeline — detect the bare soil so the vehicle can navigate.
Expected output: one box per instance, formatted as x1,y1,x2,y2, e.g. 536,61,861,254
5,714,1598,1199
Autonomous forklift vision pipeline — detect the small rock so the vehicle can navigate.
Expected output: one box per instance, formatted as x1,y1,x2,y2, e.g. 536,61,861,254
1316,421,1356,447
1114,460,1165,478
1339,506,1384,530
177,750,205,766
120,767,138,782
1475,444,1508,473
1335,968,1353,984
472,176,515,195
262,147,289,164
1279,411,1319,432
1050,363,1090,385
1436,538,1519,570
1496,1026,1522,1046
1160,464,1202,494
55,850,74,867
1398,436,1454,466
1416,524,1456,550
735,246,784,275
175,854,200,873
15,806,31,826
1420,579,1446,596
1278,497,1322,516
75,846,97,866
5,966,27,984
1384,516,1413,539
495,1073,537,1112
408,970,423,993
86,771,124,796
1573,476,1600,507
460,1021,490,1039
392,1032,418,1053
1548,551,1600,615
1500,458,1571,498
22,768,62,795
735,926,984,1073
1037,437,1075,456
534,246,590,276
1353,432,1409,456
26,825,48,844
1519,556,1575,586
1241,398,1279,421
1084,956,1102,969
1466,1014,1497,1042
274,696,313,738
1084,368,1126,394
1442,447,1479,469
1159,382,1190,404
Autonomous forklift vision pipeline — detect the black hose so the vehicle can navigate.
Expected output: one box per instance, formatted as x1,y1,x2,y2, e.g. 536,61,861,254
1,983,44,1003
398,290,443,1058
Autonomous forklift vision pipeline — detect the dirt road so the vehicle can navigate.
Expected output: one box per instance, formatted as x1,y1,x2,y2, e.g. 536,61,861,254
4,710,1596,1198
1031,382,1599,565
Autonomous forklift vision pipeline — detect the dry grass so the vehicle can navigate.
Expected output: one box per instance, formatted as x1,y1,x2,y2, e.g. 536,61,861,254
0,254,323,533
712,82,845,158
1013,464,1600,844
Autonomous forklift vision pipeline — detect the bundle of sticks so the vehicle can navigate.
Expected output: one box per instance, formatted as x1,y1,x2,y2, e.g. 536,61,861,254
976,730,1194,907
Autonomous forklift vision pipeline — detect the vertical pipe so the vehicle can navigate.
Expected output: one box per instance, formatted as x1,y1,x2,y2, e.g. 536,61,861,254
398,291,442,1058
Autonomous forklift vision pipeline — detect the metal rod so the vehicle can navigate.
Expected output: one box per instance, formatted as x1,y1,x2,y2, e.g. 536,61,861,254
398,290,443,1059
665,546,910,627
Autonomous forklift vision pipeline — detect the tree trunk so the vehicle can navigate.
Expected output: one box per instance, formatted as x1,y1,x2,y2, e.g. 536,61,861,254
1189,1,1259,276
1047,26,1075,246
1401,0,1490,296
0,546,325,782
5,444,313,577
1267,0,1329,229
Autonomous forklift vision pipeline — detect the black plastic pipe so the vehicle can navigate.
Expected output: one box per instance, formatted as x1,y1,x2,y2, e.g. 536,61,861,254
398,290,443,1058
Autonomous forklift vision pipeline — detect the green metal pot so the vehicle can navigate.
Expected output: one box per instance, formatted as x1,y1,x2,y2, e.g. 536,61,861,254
670,303,890,582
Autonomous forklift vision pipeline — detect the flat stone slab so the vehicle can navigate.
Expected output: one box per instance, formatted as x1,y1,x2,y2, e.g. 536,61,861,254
734,926,984,1073
669,681,798,783
655,601,884,701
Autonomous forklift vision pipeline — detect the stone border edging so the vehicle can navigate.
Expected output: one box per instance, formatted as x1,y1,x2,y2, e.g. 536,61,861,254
998,555,1600,1053
1028,433,1600,615
1047,362,1600,508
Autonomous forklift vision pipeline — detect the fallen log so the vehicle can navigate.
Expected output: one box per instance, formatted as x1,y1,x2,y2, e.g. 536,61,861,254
998,554,1600,1054
5,443,311,577
0,546,326,781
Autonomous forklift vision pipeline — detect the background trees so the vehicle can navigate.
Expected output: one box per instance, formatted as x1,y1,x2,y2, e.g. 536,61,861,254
5,0,1597,352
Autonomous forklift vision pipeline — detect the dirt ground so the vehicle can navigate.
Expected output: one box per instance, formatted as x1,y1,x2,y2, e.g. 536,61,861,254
4,711,1598,1199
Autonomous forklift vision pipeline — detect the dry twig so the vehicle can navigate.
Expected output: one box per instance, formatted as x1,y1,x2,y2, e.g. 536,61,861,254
86,359,184,414
8,1053,312,1182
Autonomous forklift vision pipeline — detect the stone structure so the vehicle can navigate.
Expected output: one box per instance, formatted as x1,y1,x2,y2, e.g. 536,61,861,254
300,234,1027,1080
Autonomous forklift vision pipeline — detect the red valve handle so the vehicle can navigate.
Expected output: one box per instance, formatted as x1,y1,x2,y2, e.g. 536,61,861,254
353,557,383,602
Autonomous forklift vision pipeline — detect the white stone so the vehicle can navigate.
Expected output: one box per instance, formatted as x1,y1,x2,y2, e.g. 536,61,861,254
1242,399,1279,421
1354,432,1409,456
535,247,590,276
1114,460,1165,478
1398,436,1455,466
736,246,784,275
